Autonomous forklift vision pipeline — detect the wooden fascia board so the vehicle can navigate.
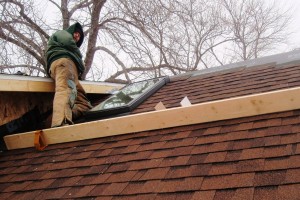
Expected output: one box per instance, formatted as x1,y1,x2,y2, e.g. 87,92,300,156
4,86,300,150
0,75,123,93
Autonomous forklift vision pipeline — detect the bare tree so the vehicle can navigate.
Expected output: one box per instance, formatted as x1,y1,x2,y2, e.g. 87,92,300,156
0,0,49,75
0,0,294,82
219,0,292,61
103,0,231,80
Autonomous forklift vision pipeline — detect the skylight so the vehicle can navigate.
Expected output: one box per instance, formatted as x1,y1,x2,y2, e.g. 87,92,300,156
84,77,169,120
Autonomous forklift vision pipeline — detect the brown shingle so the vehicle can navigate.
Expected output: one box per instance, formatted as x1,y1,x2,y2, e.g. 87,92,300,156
163,138,196,149
0,192,13,200
77,173,111,185
201,173,254,190
211,141,232,152
97,182,128,196
158,177,203,192
0,174,16,183
203,127,222,135
36,187,71,199
87,184,110,196
190,164,212,176
284,169,300,184
187,154,208,165
63,185,95,198
225,150,242,161
23,179,55,190
281,116,300,125
139,180,161,193
232,188,254,200
123,144,140,154
191,190,216,200
69,165,108,177
154,193,180,200
9,165,31,174
169,146,194,157
254,170,286,186
7,190,42,200
232,139,253,150
40,168,76,179
164,166,191,179
47,176,81,189
277,184,300,200
236,159,265,172
159,155,190,167
105,171,137,183
251,135,266,146
263,145,292,158
106,162,130,173
128,158,163,170
240,147,264,160
236,122,253,131
121,181,146,195
288,155,300,168
280,133,298,145
264,157,289,171
3,181,33,192
130,170,147,181
264,136,281,146
213,189,236,200
204,152,227,163
296,143,300,154
149,149,172,159
191,144,213,154
140,167,169,180
10,171,48,182
265,118,282,126
209,162,237,175
135,142,165,152
266,126,292,136
253,186,278,200
0,183,10,192
173,192,195,199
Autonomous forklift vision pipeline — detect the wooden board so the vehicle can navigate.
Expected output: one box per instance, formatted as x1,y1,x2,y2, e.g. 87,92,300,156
4,86,300,150
0,75,123,93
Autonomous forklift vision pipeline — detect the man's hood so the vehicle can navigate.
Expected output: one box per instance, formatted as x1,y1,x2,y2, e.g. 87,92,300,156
66,22,84,47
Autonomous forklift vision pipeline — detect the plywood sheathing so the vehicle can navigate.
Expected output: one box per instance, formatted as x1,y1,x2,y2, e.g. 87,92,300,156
0,92,53,126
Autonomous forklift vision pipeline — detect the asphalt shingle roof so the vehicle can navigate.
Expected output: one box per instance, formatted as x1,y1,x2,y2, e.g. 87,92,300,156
133,63,300,114
0,110,300,199
1,51,300,199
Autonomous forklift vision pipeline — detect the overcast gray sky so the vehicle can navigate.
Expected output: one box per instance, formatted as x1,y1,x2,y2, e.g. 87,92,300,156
282,0,300,50
42,0,300,52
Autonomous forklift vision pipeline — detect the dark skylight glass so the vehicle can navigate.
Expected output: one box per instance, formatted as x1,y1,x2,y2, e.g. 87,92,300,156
84,77,169,120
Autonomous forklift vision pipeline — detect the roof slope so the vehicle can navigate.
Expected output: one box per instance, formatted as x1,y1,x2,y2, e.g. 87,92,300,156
0,110,299,199
133,50,300,113
1,51,300,199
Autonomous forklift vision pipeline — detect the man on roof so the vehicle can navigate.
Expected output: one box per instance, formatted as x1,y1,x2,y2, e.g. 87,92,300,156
45,22,92,127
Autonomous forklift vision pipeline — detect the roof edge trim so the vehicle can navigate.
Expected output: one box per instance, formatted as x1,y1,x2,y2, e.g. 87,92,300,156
4,86,300,150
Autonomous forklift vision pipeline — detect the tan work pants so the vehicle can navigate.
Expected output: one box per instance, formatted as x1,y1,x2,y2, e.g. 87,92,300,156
50,58,92,127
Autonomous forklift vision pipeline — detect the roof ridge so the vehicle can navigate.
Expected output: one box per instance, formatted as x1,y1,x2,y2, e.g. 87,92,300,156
171,49,300,80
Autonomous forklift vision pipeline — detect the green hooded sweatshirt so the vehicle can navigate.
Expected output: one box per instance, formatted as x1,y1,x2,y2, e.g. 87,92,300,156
45,22,85,77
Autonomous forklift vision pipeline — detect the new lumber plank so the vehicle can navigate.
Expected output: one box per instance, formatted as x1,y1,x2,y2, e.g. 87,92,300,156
4,86,300,150
0,74,123,93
